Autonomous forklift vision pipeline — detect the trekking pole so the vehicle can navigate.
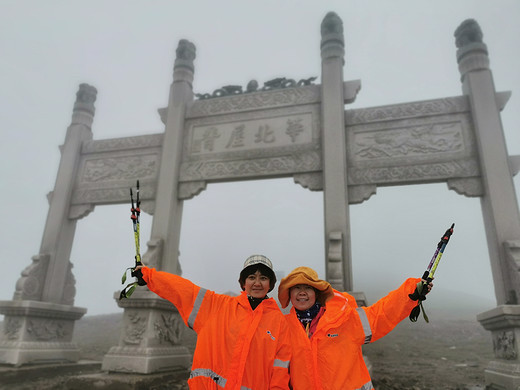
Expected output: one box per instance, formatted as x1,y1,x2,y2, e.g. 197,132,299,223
409,223,455,322
130,180,141,266
120,180,145,299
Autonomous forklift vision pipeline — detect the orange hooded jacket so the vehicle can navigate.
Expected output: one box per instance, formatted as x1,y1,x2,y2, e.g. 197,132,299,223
142,267,291,390
286,278,420,390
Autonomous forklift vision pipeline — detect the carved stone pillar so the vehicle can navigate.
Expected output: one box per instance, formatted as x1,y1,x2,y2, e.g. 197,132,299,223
320,12,354,291
102,39,197,374
0,84,96,365
456,19,520,306
456,19,520,388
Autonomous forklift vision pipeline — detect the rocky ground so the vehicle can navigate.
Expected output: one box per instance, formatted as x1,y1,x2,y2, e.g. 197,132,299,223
0,308,493,389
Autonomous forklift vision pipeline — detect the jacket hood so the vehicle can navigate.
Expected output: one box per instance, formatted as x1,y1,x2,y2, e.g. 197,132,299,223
278,266,334,308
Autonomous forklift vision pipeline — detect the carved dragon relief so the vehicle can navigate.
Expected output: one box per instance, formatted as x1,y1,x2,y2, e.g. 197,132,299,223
195,77,317,100
353,122,464,161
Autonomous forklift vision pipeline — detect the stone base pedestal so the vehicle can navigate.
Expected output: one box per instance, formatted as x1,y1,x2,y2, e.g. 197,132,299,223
477,305,520,390
0,300,87,366
102,289,192,374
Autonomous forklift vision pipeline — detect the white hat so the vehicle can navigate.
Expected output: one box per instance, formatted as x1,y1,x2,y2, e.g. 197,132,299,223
242,254,273,271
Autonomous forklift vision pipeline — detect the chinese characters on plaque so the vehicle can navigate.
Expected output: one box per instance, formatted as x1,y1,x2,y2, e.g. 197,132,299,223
190,114,313,155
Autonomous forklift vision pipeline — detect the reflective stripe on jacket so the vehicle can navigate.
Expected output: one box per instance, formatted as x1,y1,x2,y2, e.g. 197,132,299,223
142,267,291,390
287,278,420,390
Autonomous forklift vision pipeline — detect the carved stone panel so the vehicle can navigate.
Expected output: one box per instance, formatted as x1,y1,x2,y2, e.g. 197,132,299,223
71,134,162,206
180,104,321,182
493,330,517,360
345,95,481,187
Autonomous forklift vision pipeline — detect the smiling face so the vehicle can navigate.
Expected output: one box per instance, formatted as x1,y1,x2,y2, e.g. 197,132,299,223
243,270,271,298
289,284,317,311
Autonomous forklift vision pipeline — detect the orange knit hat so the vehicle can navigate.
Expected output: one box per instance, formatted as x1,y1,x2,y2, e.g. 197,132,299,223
278,266,334,308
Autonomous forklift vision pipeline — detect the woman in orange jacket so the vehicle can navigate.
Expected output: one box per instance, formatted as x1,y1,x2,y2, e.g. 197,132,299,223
277,267,432,390
135,255,291,389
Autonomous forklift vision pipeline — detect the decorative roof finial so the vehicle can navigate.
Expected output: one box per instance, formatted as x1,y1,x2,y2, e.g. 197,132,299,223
454,19,489,80
174,39,196,72
320,12,344,61
72,83,97,126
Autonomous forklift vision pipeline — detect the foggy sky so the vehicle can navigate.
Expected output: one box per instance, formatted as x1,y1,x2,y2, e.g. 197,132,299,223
1,0,519,316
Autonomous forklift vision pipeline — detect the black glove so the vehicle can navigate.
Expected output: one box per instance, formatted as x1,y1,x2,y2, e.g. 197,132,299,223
131,267,147,286
408,283,427,301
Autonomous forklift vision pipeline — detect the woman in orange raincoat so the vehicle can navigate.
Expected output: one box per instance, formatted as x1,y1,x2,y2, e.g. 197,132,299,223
277,267,431,390
135,255,291,389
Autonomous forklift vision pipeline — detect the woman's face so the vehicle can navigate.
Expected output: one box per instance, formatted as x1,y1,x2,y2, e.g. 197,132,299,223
243,270,270,298
290,284,317,311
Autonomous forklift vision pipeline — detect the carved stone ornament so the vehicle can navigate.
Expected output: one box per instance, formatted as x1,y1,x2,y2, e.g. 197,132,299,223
454,19,489,76
195,77,317,100
327,231,344,290
154,313,183,345
348,185,377,204
139,200,155,215
71,186,156,206
493,330,517,360
62,261,77,305
320,12,344,60
142,238,164,269
4,317,22,340
454,19,484,49
123,311,147,345
13,254,50,301
178,181,207,200
81,155,158,184
503,240,520,304
346,96,470,125
504,241,520,272
75,83,98,105
187,85,321,118
72,83,97,117
174,39,196,71
353,122,464,161
69,203,95,220
447,177,483,197
81,133,163,154
27,318,69,341
293,172,323,191
328,232,343,263
348,159,480,186
321,12,343,36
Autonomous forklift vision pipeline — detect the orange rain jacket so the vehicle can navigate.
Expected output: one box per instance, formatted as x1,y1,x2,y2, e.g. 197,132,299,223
286,278,420,390
142,267,291,390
